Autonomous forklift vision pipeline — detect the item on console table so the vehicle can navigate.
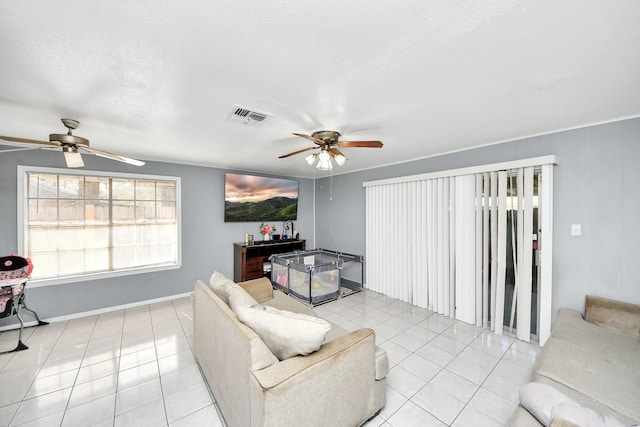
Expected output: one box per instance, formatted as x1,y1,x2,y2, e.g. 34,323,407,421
260,223,275,241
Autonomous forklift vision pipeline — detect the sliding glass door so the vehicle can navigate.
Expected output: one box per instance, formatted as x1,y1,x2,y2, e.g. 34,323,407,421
364,157,555,345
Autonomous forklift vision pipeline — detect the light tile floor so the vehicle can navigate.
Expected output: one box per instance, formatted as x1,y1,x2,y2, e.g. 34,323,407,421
0,290,539,426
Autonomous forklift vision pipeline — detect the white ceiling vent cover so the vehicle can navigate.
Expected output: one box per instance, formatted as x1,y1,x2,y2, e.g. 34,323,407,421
227,105,270,126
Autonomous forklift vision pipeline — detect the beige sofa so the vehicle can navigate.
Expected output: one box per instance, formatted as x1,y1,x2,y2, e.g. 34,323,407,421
508,296,640,426
193,276,388,427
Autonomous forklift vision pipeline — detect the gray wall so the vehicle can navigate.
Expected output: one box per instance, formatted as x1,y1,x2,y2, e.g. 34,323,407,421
2,117,638,326
0,149,313,324
315,117,640,320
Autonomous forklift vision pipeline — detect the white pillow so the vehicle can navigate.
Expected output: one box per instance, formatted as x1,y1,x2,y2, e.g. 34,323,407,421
234,305,331,360
209,271,232,304
227,283,258,311
551,402,627,427
520,382,573,426
519,382,627,427
209,271,257,309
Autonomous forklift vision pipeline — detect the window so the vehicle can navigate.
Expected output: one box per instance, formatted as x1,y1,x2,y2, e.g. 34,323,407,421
17,166,181,286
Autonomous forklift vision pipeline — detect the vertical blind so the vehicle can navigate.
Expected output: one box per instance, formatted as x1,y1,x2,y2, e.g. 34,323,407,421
364,156,556,345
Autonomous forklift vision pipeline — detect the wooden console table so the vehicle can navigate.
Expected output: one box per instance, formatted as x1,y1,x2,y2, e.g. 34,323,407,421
233,239,306,282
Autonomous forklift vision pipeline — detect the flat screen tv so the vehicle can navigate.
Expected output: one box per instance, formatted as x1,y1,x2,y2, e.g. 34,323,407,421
224,172,299,222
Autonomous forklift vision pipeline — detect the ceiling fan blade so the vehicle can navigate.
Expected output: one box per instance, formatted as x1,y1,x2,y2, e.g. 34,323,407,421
292,133,325,145
0,146,41,153
80,146,145,166
336,141,383,148
278,146,317,159
63,151,85,168
0,135,61,147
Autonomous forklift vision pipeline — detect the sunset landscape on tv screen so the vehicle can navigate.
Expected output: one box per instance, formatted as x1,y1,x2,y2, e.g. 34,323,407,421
224,173,298,222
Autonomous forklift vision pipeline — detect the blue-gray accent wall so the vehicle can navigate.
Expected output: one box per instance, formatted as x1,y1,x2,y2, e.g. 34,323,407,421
0,149,313,324
314,117,640,319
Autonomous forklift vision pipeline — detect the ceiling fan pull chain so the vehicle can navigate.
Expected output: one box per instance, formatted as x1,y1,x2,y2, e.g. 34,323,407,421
330,169,333,201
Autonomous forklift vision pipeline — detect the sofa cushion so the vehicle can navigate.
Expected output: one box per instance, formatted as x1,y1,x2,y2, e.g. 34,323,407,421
227,282,259,311
238,277,274,303
234,305,331,360
551,309,639,367
265,290,318,316
533,336,640,423
585,295,640,337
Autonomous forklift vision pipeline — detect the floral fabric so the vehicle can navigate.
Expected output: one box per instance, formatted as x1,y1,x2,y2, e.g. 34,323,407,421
0,283,23,314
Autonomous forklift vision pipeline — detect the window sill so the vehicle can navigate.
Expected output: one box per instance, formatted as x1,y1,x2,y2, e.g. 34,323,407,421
27,263,181,288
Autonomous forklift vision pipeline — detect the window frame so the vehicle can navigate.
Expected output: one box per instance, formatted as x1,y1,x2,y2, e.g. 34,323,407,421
17,165,182,288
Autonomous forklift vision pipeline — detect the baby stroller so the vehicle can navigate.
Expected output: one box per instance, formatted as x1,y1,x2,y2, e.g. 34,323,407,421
0,255,48,353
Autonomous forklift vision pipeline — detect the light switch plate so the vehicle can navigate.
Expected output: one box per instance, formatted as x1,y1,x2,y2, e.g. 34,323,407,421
571,224,581,236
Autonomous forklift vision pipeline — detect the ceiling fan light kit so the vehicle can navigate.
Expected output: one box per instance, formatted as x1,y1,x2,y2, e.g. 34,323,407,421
279,129,383,170
316,150,333,170
62,145,85,168
332,151,347,166
0,119,145,168
304,153,317,166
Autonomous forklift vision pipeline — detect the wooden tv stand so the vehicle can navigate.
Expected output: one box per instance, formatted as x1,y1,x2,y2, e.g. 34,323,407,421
233,239,306,282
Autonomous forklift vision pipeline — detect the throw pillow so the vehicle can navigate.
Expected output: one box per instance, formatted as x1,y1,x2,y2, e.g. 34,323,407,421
234,305,331,360
520,382,573,426
551,402,626,427
519,382,627,427
209,271,258,309
227,282,258,311
209,271,233,304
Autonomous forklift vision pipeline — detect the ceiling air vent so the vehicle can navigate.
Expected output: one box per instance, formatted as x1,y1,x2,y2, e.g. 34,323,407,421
227,105,270,126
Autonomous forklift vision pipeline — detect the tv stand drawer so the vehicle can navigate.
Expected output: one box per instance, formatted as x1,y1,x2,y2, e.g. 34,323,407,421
233,240,306,282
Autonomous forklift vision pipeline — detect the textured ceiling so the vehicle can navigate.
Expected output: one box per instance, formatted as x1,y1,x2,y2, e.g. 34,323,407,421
1,1,639,178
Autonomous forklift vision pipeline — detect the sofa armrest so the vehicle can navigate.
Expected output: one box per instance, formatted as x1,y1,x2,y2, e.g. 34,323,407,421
238,277,274,303
252,328,374,389
585,295,640,337
250,327,383,427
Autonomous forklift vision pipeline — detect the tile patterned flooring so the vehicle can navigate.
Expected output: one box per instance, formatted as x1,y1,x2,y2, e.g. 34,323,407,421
0,289,539,426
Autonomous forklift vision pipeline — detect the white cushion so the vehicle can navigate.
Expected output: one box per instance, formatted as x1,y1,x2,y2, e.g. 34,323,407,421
520,382,573,426
519,382,627,427
227,283,258,311
209,271,257,309
209,271,232,304
551,403,627,427
234,305,331,360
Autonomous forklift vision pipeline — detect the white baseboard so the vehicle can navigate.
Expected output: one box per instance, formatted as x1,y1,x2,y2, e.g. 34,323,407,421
0,291,193,332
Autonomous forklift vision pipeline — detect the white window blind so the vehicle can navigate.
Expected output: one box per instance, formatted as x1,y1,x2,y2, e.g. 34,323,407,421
363,156,557,345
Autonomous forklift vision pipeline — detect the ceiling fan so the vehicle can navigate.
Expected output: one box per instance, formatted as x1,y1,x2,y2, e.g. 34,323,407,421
279,130,383,170
0,118,145,168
